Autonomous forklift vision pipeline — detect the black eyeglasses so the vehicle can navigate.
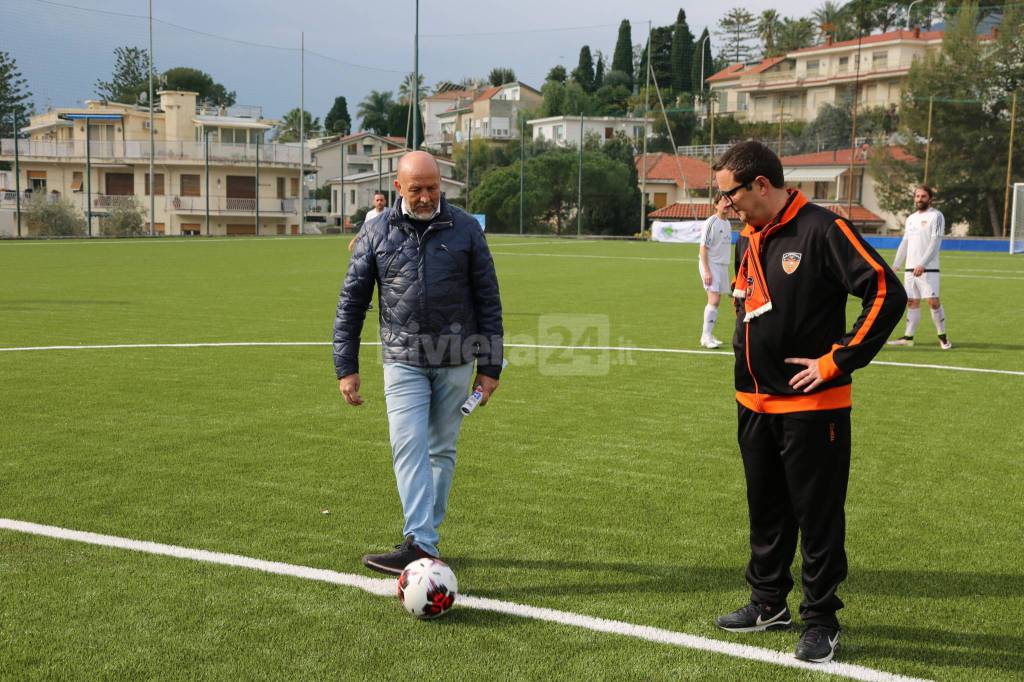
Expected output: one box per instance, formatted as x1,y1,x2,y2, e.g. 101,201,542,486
719,181,752,202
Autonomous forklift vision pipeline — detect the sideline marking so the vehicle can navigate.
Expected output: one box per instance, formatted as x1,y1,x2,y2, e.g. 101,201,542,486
0,341,1021,377
0,518,931,682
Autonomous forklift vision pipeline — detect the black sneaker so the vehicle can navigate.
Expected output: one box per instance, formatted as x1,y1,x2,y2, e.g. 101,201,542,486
795,625,840,663
715,603,792,632
361,535,436,575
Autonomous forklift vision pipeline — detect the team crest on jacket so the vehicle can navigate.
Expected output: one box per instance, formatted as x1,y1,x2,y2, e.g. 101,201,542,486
781,252,802,274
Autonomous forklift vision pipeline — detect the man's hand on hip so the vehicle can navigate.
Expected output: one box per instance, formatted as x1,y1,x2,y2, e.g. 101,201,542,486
784,357,824,393
339,374,363,406
474,374,499,406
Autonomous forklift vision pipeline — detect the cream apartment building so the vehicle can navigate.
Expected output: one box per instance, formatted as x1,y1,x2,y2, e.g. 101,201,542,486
706,28,968,124
0,90,310,236
428,82,543,154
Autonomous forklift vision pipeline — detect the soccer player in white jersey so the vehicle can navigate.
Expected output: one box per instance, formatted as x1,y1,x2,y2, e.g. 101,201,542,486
888,185,952,349
698,194,733,348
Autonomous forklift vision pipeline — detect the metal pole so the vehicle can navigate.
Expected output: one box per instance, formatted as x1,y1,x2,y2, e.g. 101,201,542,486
1003,91,1018,237
923,95,934,185
299,31,305,236
377,144,383,197
777,99,784,157
847,31,864,221
577,113,583,236
467,123,472,212
148,0,155,236
907,0,922,29
340,138,346,231
13,111,21,237
86,120,92,236
204,128,210,235
519,116,524,234
640,20,652,236
413,0,420,149
255,135,260,235
708,98,715,212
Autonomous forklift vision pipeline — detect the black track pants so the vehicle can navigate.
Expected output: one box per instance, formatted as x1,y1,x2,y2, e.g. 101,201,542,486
737,404,851,628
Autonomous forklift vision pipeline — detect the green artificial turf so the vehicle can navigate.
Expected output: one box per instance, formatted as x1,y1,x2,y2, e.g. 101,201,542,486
1,235,1021,680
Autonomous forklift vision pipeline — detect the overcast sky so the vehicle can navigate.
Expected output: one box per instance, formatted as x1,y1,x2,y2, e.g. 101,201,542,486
6,0,813,128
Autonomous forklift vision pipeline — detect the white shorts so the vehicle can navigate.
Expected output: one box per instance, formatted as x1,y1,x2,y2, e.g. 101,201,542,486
903,271,940,299
699,262,730,294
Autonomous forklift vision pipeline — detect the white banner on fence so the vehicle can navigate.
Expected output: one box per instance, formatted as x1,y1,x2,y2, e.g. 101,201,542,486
650,220,704,243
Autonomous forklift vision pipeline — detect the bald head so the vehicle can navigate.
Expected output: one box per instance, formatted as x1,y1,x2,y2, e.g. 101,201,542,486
395,151,442,220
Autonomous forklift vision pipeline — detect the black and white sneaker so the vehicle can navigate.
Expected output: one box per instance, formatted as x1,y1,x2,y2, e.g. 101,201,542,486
361,535,437,575
794,625,840,663
715,603,792,632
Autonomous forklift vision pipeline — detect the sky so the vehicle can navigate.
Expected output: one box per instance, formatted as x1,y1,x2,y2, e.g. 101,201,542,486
5,0,814,129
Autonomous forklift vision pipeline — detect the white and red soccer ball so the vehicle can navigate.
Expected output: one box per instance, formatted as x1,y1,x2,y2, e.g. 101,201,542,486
397,558,458,619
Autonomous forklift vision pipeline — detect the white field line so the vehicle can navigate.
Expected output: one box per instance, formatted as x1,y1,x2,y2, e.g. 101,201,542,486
0,518,930,682
0,341,1021,377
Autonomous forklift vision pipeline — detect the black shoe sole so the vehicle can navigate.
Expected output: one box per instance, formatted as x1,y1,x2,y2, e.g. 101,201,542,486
716,619,792,633
361,557,404,575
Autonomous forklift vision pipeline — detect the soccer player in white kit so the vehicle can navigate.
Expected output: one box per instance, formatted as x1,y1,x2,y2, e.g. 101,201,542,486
698,194,733,348
888,185,952,349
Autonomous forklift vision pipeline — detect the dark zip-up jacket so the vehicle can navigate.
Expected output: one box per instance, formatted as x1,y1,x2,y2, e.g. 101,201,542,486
733,191,906,413
333,196,503,379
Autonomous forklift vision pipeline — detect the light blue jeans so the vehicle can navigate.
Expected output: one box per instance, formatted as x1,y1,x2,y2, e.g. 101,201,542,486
382,362,474,557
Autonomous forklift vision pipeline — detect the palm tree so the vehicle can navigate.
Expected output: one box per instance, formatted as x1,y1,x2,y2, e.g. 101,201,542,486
398,73,425,104
757,9,782,56
812,1,851,43
357,90,394,135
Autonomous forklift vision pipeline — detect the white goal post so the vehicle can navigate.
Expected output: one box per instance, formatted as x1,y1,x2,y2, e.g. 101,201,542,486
1012,183,1024,255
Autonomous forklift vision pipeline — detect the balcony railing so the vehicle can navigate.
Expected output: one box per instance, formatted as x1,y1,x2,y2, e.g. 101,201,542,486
167,195,298,214
0,139,310,166
745,57,919,88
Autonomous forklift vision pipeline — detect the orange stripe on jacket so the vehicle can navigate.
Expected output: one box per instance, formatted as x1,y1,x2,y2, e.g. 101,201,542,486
817,219,888,382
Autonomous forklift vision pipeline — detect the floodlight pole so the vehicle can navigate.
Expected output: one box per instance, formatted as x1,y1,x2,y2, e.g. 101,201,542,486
340,138,346,230
86,120,93,236
148,0,155,236
467,123,472,212
1003,91,1018,237
519,116,524,235
640,20,652,236
413,0,420,149
204,127,210,235
577,112,583,236
299,31,305,237
255,135,261,235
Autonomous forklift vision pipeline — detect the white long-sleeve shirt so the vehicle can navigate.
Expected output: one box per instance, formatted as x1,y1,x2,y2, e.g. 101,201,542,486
894,207,944,271
700,215,732,266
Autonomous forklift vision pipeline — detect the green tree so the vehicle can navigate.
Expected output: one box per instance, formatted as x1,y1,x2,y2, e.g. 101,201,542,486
691,29,714,93
812,1,853,42
95,46,150,104
277,108,322,142
572,46,596,93
0,51,33,132
757,9,782,56
100,196,147,237
324,96,352,135
871,3,1023,235
545,65,567,83
358,90,395,134
594,84,632,115
25,194,85,236
717,8,757,64
670,9,695,93
398,73,425,104
776,17,817,53
612,20,634,90
593,52,605,89
162,67,235,107
639,26,674,93
386,100,422,142
488,67,516,86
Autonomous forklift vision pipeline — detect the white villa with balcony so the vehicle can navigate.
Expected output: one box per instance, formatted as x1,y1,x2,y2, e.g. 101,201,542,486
704,27,995,124
529,115,652,147
0,90,311,237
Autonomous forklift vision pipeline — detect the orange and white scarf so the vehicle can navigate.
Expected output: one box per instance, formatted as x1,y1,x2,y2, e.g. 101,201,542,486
732,191,805,322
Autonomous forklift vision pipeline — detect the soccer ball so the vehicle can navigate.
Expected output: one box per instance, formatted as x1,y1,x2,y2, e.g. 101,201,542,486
397,558,458,620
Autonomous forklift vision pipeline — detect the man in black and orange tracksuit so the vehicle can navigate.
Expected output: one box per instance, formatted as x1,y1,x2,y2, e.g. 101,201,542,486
710,141,906,663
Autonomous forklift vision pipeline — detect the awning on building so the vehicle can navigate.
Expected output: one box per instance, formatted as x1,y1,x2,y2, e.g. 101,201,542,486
193,116,273,130
784,166,847,182
19,120,73,134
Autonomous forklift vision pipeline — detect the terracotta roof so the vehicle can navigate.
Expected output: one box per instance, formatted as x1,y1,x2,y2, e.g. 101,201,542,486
780,146,915,167
647,201,882,224
707,57,786,83
635,153,712,191
474,86,502,102
648,203,741,220
790,29,944,55
705,63,746,83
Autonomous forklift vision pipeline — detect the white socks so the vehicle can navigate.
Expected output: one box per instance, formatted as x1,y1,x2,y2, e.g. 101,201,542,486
930,305,946,335
905,307,921,337
702,305,718,338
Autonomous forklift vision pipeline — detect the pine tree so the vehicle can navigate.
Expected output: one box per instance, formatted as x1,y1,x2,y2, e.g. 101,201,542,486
0,51,33,132
572,46,595,93
593,52,605,89
95,46,151,104
611,20,634,90
670,9,695,93
324,96,352,135
716,8,757,64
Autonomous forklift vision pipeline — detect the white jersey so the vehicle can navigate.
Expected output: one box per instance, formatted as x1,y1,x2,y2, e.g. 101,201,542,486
700,215,732,266
894,208,944,272
364,207,384,223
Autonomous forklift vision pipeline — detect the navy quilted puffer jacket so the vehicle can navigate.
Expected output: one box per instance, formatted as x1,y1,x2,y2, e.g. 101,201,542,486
332,196,503,379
